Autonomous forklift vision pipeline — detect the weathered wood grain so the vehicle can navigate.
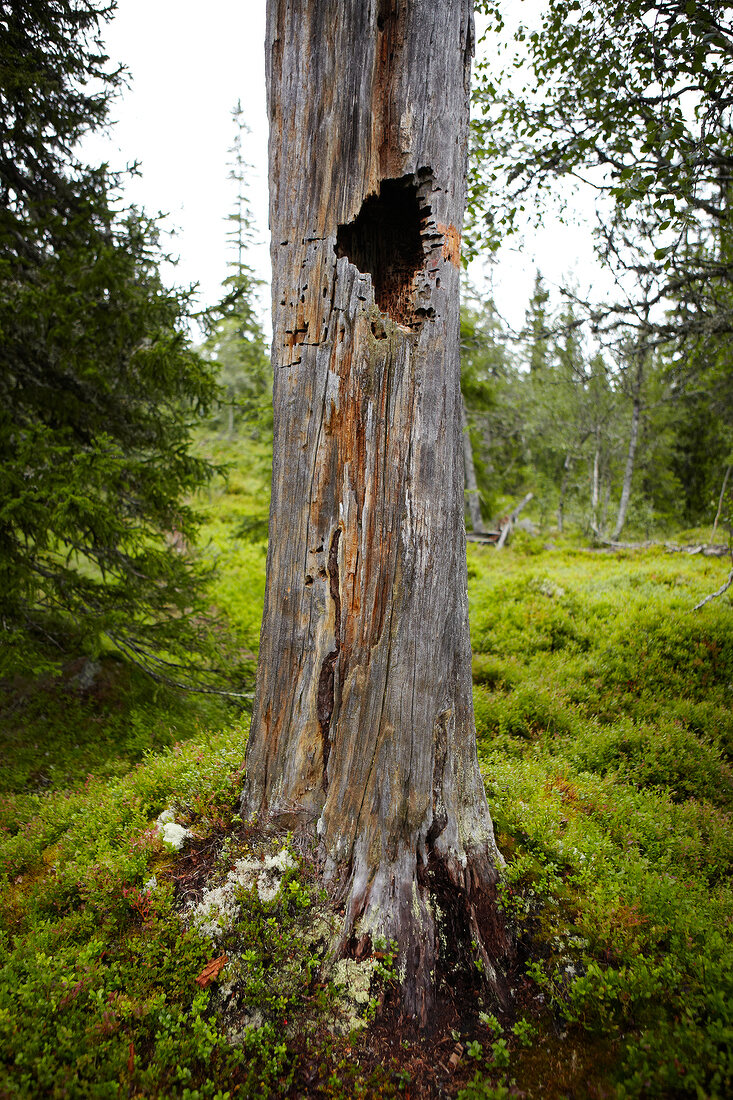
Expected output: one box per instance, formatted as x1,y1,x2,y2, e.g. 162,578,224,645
241,0,508,1021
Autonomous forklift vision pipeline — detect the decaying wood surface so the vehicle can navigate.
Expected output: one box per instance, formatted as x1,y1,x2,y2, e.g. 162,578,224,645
241,0,508,1023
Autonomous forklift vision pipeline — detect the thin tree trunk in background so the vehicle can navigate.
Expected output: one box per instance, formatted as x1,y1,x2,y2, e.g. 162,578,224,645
241,0,508,1022
462,396,485,533
711,464,732,544
613,325,648,541
612,393,640,539
496,492,533,549
612,373,644,541
601,480,611,534
590,440,601,535
557,453,571,532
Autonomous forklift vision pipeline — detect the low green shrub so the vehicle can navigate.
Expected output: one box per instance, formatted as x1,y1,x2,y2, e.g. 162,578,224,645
468,544,733,1098
2,507,732,1099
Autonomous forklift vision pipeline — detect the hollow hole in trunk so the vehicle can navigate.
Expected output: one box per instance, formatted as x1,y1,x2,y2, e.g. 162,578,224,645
376,0,392,32
335,174,432,328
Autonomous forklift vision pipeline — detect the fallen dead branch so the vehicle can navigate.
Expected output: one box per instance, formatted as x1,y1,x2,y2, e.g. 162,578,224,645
586,540,730,557
496,492,534,550
692,568,733,612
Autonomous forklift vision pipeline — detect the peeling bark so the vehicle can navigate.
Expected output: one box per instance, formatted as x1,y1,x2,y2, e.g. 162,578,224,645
241,0,508,1023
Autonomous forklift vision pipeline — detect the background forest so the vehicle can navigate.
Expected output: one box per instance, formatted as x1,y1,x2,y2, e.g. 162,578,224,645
1,1,732,1099
460,270,732,542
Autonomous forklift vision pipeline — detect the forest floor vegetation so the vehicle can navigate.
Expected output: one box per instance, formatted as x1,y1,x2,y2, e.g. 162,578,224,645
1,441,732,1098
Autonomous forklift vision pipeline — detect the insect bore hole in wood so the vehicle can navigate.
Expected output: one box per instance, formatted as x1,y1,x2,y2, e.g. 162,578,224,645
335,174,432,328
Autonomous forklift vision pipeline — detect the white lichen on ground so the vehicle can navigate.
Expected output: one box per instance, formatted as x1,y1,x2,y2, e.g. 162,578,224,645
177,837,380,1042
330,956,378,1033
186,847,296,940
156,807,192,851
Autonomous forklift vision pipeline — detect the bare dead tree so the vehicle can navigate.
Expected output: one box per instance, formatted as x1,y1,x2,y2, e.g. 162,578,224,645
240,0,509,1023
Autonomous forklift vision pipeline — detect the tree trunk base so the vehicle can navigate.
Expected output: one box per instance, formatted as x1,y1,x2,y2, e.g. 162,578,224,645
253,809,514,1028
411,851,513,1026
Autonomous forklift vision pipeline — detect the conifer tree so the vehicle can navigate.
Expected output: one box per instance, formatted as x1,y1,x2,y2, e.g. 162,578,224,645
524,270,551,375
0,0,221,684
203,101,270,439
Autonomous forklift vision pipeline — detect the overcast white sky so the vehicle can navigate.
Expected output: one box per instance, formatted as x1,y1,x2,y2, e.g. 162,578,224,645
84,0,608,337
83,0,271,322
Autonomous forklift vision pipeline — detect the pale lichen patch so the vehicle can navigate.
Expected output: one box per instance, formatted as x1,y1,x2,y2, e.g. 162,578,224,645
331,956,378,1033
155,807,192,851
186,847,296,940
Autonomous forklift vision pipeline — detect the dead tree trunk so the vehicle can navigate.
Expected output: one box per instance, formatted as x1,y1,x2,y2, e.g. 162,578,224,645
462,396,485,533
241,0,508,1023
612,394,640,538
557,454,571,533
496,492,533,550
590,437,602,536
711,464,732,545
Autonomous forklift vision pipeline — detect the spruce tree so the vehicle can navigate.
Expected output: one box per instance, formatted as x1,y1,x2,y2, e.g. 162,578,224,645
203,101,270,439
0,0,222,684
524,270,551,375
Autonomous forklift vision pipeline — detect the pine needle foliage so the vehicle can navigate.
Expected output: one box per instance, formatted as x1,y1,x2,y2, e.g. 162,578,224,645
0,0,223,686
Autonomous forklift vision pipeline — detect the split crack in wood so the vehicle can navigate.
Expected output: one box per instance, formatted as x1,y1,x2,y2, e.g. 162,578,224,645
316,527,342,790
